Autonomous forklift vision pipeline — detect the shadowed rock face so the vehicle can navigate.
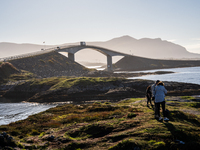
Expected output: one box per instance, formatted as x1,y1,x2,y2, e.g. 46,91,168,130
0,132,16,147
114,56,200,71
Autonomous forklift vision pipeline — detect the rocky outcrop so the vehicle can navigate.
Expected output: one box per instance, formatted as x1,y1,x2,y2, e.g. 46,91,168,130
3,78,200,103
0,62,19,83
0,132,16,149
85,70,174,77
3,81,52,99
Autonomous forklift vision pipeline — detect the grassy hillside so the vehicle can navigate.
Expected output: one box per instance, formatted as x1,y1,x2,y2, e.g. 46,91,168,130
0,62,37,84
0,62,19,78
9,51,90,78
0,96,200,149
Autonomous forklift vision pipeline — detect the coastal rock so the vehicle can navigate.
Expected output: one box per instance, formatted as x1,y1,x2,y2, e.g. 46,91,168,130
3,81,52,98
2,75,200,103
26,80,200,103
0,132,16,148
42,135,55,141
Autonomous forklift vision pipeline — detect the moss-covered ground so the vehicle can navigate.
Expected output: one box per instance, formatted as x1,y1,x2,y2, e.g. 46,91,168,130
0,62,37,84
10,76,122,91
0,96,200,150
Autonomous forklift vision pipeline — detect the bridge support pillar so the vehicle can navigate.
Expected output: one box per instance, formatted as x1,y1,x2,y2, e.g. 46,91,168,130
107,55,112,72
68,53,75,61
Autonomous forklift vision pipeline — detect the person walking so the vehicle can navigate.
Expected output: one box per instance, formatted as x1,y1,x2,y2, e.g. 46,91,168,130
151,80,160,101
154,81,169,121
146,86,153,107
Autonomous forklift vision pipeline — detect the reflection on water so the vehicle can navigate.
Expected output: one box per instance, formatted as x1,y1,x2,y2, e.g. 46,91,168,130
86,66,105,70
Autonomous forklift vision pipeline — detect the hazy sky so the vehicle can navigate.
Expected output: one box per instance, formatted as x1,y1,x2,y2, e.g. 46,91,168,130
1,0,200,53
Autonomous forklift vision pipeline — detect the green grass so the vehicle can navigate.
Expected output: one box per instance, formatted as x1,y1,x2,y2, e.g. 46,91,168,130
39,59,45,63
50,77,123,90
16,77,124,91
108,139,137,150
117,98,145,106
30,76,67,86
181,96,195,100
1,70,37,84
8,70,36,80
186,102,200,108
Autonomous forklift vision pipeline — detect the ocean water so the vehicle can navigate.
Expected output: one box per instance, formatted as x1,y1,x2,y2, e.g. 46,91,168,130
0,102,57,125
126,66,200,85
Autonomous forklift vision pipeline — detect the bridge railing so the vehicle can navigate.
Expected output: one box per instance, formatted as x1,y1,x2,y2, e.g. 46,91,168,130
0,44,129,62
0,45,78,62
0,47,57,62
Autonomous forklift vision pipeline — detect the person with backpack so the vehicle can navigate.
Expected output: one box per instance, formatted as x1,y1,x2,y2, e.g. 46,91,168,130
146,85,153,107
154,81,169,121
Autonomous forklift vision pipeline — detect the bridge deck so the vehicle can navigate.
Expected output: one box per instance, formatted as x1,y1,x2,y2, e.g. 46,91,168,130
0,45,129,62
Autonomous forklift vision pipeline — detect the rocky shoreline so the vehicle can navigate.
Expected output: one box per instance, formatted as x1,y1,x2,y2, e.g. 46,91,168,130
84,70,174,78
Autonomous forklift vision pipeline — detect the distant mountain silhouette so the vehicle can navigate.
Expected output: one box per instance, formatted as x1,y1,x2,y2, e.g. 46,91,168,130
1,36,200,63
83,35,200,60
0,42,53,58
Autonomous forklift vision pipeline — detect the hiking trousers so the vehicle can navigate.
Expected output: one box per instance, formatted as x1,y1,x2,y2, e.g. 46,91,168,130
155,101,166,117
147,96,152,106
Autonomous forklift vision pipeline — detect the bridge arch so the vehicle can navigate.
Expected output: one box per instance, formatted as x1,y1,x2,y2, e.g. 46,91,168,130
55,45,128,71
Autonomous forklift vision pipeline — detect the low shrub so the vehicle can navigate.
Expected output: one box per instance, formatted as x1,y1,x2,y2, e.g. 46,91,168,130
39,132,45,138
30,129,40,135
48,59,54,64
187,102,200,108
108,139,138,150
104,102,111,105
87,105,119,112
67,123,114,139
10,130,21,136
39,59,45,63
93,102,101,105
64,142,87,150
181,96,194,100
41,120,61,128
127,113,136,118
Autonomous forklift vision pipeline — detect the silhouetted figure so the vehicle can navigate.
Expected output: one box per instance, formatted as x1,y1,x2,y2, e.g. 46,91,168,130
146,85,153,107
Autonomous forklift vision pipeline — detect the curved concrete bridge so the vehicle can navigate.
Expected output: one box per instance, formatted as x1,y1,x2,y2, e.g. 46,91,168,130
0,44,129,72
56,45,128,71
